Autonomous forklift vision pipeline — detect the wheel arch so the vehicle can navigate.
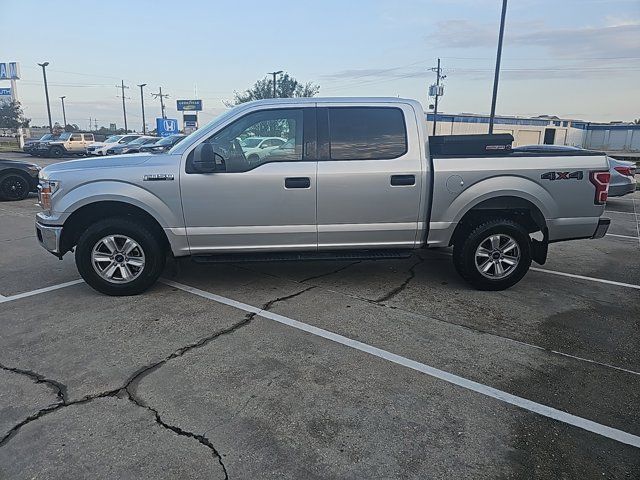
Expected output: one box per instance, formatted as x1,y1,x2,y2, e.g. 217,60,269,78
60,200,170,255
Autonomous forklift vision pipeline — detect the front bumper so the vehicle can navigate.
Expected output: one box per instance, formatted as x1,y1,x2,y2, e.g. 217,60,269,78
36,222,63,256
591,218,610,239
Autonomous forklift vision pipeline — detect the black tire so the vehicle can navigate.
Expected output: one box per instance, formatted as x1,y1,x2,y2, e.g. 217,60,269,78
0,172,31,201
453,218,531,291
75,217,166,296
49,146,65,158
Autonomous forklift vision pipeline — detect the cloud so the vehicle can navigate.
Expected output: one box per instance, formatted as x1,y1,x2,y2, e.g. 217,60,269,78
426,19,640,58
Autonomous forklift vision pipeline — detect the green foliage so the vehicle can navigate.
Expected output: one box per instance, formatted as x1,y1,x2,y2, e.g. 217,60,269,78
227,72,319,106
0,101,30,129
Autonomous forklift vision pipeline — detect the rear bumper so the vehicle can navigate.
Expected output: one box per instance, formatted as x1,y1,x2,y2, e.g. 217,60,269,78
609,182,636,197
35,222,63,256
591,218,610,239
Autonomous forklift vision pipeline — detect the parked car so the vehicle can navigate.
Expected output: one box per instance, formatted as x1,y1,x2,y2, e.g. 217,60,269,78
35,132,95,158
106,136,158,155
87,135,141,156
23,134,57,155
29,134,60,156
0,158,40,201
513,145,637,197
139,134,186,153
239,136,287,162
35,97,612,296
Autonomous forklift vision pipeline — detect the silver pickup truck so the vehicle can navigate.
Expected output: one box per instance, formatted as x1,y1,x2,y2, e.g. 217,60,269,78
35,97,611,295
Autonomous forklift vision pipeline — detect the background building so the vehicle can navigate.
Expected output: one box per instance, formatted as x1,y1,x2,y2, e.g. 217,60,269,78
427,113,640,161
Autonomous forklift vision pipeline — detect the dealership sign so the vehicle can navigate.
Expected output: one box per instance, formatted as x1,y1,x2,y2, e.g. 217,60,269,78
156,118,179,137
0,87,11,104
176,99,202,111
0,62,20,80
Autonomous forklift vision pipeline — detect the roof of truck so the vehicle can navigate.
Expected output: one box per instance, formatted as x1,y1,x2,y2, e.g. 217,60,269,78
242,97,419,106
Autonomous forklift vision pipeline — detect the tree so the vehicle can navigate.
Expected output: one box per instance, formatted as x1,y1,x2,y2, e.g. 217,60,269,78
634,118,640,125
226,72,319,106
0,101,30,129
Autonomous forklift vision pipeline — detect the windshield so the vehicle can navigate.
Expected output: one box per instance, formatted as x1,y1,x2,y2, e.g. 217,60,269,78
127,137,150,145
168,107,236,154
58,132,72,140
154,135,180,146
105,135,122,143
241,138,262,148
40,134,54,141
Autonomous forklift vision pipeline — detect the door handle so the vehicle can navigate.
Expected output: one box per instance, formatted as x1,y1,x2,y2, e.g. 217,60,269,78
390,175,415,186
285,177,311,189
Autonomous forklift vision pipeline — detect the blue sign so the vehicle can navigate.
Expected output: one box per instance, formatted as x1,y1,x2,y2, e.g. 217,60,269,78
0,88,11,96
177,99,202,111
156,118,179,137
0,62,20,80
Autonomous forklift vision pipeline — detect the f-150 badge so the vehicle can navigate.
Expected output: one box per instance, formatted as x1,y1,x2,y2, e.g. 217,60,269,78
143,174,175,181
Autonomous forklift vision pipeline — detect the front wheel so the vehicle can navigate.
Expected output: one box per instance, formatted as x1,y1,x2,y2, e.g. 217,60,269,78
453,218,532,291
75,218,166,296
49,146,64,158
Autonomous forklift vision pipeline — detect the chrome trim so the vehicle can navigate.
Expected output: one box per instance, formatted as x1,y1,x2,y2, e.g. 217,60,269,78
35,222,63,255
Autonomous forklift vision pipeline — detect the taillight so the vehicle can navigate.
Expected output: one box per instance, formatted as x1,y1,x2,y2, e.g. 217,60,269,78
589,171,611,205
614,166,633,177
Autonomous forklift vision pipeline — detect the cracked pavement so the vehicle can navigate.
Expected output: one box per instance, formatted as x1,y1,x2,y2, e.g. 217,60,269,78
1,154,639,479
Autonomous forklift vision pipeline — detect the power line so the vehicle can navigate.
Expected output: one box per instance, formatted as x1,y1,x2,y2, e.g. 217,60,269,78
151,87,169,119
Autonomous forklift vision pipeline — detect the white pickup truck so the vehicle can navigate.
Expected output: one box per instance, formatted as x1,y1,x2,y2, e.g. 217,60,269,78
35,97,611,295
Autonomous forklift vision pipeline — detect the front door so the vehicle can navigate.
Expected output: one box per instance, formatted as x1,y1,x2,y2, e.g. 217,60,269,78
181,106,318,253
316,104,423,249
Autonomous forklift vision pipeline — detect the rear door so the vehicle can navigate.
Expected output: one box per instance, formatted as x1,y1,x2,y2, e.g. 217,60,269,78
316,104,423,249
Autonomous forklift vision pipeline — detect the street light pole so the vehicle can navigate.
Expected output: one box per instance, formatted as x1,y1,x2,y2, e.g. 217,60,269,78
38,62,53,133
60,96,67,128
489,0,508,134
267,70,283,98
138,84,147,134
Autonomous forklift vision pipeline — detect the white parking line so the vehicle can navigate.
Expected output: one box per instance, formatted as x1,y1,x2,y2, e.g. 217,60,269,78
530,268,640,290
606,210,639,216
162,279,640,449
606,233,639,240
0,279,84,304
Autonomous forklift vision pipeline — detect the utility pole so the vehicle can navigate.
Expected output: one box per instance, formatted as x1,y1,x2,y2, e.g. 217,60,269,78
116,80,130,132
267,70,283,98
137,83,147,134
489,0,508,134
429,58,446,136
151,87,169,119
94,119,98,131
89,117,92,131
38,62,53,133
60,96,67,128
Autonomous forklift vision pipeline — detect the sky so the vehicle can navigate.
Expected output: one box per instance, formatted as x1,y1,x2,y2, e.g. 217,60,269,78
2,0,639,130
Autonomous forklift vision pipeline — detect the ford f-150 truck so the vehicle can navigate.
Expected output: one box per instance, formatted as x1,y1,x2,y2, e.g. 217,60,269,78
35,97,611,296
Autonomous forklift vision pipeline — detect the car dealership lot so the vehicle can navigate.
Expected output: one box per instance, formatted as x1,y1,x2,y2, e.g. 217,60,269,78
0,156,639,478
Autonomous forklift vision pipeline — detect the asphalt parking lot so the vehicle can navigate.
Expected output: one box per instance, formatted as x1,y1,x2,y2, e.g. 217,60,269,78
1,152,639,479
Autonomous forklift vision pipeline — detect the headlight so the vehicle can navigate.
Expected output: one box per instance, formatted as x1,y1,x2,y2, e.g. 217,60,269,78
38,180,60,213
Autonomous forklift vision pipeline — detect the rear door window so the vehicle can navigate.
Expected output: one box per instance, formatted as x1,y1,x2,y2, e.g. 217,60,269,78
327,107,407,160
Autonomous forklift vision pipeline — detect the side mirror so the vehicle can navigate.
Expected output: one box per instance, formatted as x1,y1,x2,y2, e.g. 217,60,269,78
191,143,225,173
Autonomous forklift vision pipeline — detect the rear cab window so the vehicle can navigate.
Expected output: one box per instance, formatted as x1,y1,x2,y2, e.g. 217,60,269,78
327,107,407,160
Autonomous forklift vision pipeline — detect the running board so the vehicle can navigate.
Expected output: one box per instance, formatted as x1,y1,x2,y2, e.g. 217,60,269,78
191,249,413,264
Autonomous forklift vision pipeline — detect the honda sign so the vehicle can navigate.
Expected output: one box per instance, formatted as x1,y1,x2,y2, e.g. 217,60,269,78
156,118,179,137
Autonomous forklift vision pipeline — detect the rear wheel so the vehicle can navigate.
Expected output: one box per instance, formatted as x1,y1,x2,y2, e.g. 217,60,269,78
75,218,166,296
453,218,531,291
0,173,30,201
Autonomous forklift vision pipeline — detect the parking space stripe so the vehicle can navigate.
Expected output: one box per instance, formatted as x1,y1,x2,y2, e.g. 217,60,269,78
606,233,639,240
0,279,84,303
530,268,640,290
606,210,639,216
162,279,640,449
